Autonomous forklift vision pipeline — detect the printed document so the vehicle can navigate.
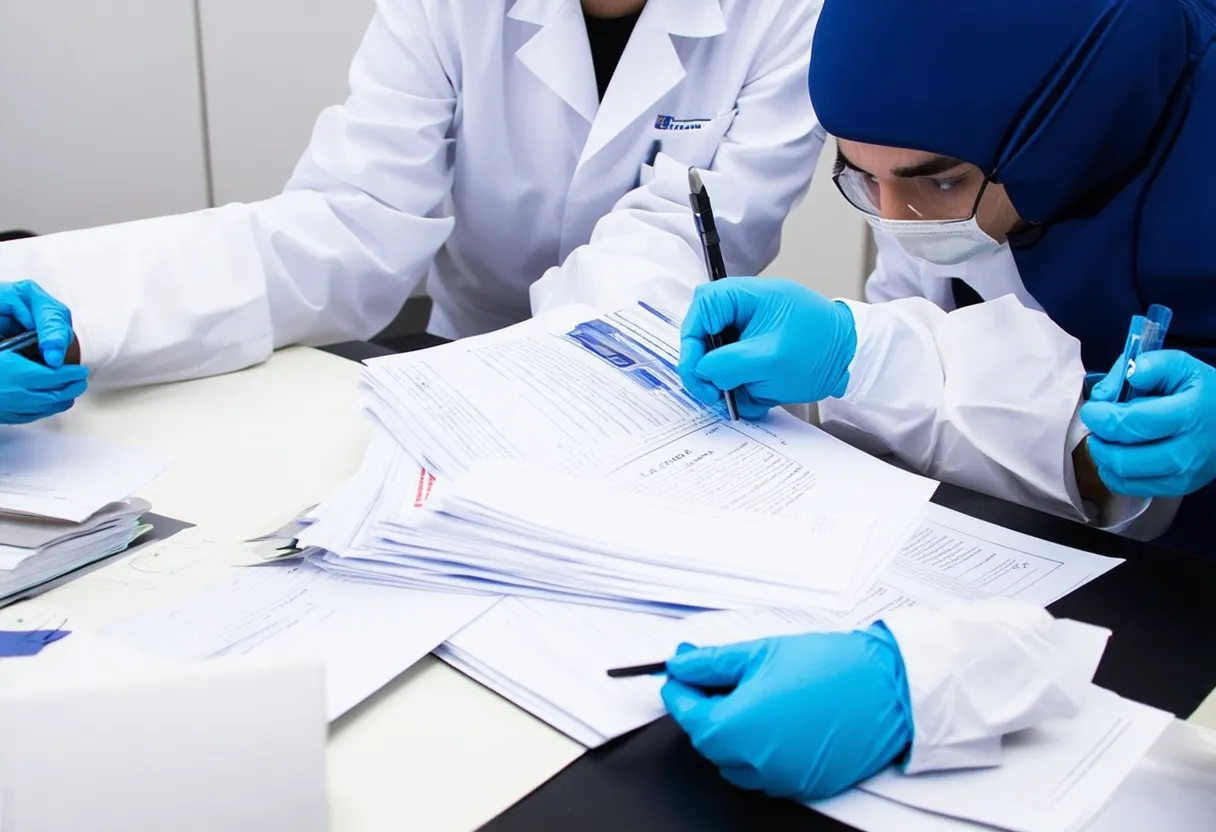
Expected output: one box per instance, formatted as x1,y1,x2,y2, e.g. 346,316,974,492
0,428,170,522
105,561,497,719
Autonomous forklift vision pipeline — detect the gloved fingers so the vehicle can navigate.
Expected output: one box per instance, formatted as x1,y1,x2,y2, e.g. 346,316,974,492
0,383,90,417
1122,350,1202,397
40,377,89,402
0,393,81,425
661,678,718,739
1086,360,1122,403
718,765,766,793
1081,391,1196,444
15,281,73,369
5,394,79,423
0,282,38,333
665,639,767,689
1094,466,1197,499
680,280,762,345
733,389,776,421
0,355,89,392
1088,435,1198,482
677,336,721,406
694,337,781,394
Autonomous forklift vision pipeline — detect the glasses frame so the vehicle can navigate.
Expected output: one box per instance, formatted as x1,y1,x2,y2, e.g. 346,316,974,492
831,156,992,224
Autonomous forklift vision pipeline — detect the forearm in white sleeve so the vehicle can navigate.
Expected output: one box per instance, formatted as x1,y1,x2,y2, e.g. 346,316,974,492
818,294,1097,522
530,1,824,318
880,599,1110,774
0,0,455,390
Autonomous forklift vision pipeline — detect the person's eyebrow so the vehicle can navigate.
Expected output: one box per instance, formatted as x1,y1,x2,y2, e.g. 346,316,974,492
891,155,968,178
837,147,967,179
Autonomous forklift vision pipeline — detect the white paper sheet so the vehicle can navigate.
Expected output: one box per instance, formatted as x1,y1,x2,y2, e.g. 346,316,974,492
812,720,1216,832
860,685,1172,832
439,599,836,747
835,504,1123,628
0,429,171,522
438,505,1124,748
104,561,498,720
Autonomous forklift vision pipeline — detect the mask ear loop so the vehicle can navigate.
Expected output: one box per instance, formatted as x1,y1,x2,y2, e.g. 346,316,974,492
967,177,992,220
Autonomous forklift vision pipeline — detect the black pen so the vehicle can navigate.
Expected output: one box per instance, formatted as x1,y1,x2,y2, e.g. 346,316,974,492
607,661,667,679
0,330,38,356
688,168,740,421
607,661,735,696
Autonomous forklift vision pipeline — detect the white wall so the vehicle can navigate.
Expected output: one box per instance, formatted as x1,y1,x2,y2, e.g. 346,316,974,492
0,0,209,234
197,0,376,205
762,137,869,301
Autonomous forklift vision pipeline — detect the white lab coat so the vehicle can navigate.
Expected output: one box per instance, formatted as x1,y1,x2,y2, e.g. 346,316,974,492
818,230,1173,537
0,0,824,389
881,599,1107,775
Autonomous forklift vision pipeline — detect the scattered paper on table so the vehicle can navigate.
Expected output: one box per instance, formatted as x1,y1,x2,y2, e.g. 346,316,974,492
105,561,498,719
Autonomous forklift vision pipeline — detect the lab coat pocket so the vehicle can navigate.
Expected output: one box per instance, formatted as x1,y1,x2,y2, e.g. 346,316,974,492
652,108,738,170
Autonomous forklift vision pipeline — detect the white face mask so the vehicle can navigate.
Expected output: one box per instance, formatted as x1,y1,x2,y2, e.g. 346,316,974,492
863,214,1003,266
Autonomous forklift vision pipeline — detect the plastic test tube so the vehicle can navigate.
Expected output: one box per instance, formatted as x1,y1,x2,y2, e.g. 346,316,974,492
1116,305,1173,403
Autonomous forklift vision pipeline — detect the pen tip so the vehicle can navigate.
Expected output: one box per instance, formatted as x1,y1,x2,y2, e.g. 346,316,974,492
688,167,703,193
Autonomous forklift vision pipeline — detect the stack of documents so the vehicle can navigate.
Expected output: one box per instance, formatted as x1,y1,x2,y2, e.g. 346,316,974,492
0,429,169,603
299,302,939,614
443,593,1170,832
437,504,1125,748
284,301,1165,829
0,499,152,603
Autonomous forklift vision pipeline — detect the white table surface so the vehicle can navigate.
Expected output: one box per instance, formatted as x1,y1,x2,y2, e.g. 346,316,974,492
31,346,584,832
19,345,1216,830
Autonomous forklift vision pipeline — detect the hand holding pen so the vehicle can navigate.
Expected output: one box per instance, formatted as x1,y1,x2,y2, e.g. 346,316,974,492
0,281,88,425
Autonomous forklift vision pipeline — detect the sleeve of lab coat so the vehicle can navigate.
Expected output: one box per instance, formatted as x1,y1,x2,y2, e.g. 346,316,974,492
817,294,1098,523
0,0,456,389
529,1,824,319
880,599,1108,774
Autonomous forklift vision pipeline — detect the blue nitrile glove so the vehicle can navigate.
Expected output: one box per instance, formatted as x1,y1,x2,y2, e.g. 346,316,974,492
661,625,912,802
678,278,857,420
0,281,88,424
1081,350,1216,497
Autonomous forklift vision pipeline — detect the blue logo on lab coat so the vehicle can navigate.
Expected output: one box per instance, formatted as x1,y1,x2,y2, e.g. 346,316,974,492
654,114,710,131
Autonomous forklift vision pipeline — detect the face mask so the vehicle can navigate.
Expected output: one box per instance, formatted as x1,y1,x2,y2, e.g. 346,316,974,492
863,214,1003,266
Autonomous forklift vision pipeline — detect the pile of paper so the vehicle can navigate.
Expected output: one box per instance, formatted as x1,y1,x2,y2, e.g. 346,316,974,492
0,429,169,604
440,590,1171,832
288,301,1164,830
437,504,1125,749
299,302,939,615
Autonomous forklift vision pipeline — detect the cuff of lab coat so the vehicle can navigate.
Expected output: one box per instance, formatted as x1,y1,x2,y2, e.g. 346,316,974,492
837,299,873,401
880,600,1109,776
1064,412,1154,532
903,736,1003,776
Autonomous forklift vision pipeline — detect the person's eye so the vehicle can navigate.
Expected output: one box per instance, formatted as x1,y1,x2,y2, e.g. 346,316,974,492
931,175,967,192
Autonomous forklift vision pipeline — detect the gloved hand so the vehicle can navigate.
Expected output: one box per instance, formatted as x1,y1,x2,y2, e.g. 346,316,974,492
1081,350,1216,497
678,278,857,420
661,625,912,802
0,281,88,425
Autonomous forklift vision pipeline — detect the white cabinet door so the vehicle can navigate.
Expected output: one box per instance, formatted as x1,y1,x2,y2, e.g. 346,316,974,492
198,0,375,206
0,0,209,234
